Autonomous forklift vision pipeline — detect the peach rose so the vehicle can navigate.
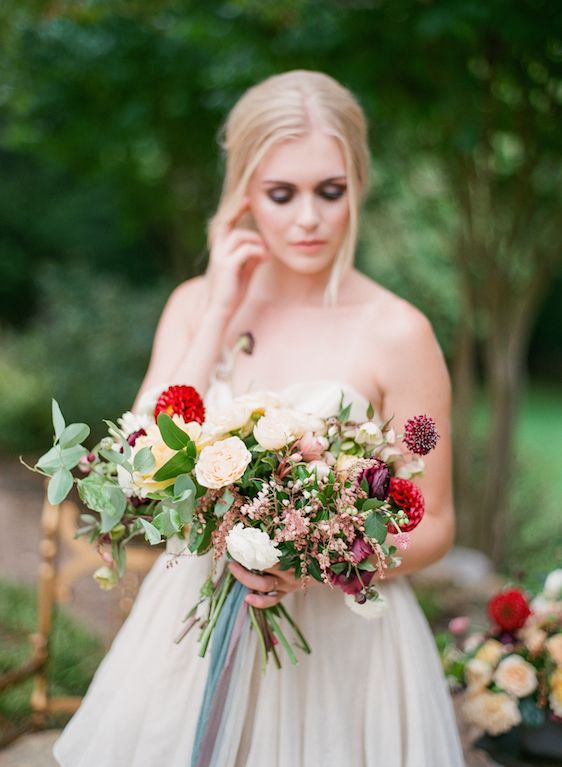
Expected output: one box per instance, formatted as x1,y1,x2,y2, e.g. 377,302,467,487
195,436,251,489
253,409,302,450
493,655,538,698
521,627,547,654
465,658,493,690
549,666,562,717
475,638,506,668
462,690,521,735
546,634,562,665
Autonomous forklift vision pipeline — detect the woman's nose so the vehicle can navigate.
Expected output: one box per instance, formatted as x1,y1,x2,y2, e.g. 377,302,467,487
295,194,320,230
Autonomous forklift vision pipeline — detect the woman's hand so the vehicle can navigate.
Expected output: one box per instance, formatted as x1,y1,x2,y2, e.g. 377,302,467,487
227,560,315,608
206,196,270,319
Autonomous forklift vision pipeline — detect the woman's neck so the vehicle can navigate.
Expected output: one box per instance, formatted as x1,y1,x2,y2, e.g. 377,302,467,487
247,260,346,306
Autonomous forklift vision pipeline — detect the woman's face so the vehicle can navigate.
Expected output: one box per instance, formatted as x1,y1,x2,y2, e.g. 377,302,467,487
247,128,349,274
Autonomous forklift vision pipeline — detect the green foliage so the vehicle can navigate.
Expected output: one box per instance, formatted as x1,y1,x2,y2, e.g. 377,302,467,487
0,263,170,453
0,578,104,738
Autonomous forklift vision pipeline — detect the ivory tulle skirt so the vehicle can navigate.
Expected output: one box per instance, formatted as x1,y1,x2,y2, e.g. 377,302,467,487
53,543,465,766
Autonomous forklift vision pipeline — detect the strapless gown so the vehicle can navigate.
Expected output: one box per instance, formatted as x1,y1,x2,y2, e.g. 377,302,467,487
53,379,465,767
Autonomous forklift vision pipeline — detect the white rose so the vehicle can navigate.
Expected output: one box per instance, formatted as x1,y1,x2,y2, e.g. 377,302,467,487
235,390,286,413
465,658,494,690
226,523,281,570
462,690,521,736
475,638,506,667
544,569,562,599
203,402,253,439
117,410,152,438
493,655,538,698
344,592,388,619
356,421,384,446
253,410,300,450
195,436,251,489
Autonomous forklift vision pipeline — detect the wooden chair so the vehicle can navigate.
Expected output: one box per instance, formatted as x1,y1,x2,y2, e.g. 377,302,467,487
0,490,160,730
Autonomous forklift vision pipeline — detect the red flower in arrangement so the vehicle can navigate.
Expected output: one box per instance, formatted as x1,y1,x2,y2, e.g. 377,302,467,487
403,414,439,456
329,568,375,595
387,477,425,533
487,588,531,632
154,385,205,424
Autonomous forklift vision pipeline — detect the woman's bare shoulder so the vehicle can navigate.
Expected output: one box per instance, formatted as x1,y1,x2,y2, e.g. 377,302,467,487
161,274,209,327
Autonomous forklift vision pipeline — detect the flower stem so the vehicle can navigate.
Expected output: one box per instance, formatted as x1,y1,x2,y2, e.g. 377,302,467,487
266,610,298,665
248,605,268,673
198,570,233,657
275,603,311,654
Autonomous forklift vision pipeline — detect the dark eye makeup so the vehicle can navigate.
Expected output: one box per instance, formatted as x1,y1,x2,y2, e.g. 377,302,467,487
266,183,347,204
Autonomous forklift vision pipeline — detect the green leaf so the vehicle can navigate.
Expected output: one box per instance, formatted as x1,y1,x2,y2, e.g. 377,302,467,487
59,423,90,449
133,446,155,473
99,488,127,533
36,445,63,475
152,509,181,536
140,519,162,545
519,697,546,727
48,467,73,505
157,412,190,450
174,473,196,499
362,498,385,511
330,562,348,574
188,517,215,554
99,448,129,466
367,402,374,419
357,559,376,571
153,451,193,482
338,402,352,421
307,556,323,582
52,399,65,441
103,420,132,459
365,512,388,543
60,445,88,470
214,489,235,517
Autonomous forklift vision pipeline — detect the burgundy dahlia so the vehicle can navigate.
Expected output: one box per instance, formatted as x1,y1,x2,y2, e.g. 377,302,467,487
387,477,425,533
350,537,374,564
403,414,439,455
329,568,375,595
358,459,390,500
154,385,205,424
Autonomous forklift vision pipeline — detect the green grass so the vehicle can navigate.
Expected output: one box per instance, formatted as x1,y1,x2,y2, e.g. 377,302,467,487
0,579,104,745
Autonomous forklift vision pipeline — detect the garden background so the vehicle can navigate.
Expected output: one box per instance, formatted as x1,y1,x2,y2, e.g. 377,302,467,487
0,0,561,759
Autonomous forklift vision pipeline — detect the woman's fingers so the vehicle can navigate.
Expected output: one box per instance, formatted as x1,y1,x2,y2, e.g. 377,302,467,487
228,561,281,594
245,592,281,608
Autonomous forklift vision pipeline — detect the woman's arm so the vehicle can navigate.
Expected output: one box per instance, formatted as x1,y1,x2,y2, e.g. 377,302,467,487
131,276,231,412
372,308,455,580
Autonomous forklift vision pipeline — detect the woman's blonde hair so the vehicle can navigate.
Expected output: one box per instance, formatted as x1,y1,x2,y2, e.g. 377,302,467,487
207,69,371,305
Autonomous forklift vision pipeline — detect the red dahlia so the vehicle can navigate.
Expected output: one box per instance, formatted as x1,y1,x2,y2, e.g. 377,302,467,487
154,385,205,424
403,414,439,455
487,588,531,632
387,477,425,533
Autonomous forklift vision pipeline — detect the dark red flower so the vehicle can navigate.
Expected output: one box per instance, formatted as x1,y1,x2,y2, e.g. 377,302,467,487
127,428,147,447
358,459,390,500
403,414,439,455
154,385,205,424
350,537,374,564
487,588,531,632
329,568,375,595
387,477,425,533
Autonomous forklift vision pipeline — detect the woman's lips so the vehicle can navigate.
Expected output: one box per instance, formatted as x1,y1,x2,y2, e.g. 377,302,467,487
291,240,327,252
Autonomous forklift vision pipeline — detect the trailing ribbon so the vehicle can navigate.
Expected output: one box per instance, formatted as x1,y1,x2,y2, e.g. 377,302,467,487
191,579,252,767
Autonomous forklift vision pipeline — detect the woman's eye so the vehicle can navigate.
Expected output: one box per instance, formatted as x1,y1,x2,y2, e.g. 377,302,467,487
268,189,293,204
320,185,346,200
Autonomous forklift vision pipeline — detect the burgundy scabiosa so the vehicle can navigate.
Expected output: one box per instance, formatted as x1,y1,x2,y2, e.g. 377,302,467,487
403,414,439,455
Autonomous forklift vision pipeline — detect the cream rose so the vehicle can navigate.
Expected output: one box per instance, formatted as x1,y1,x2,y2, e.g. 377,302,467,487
546,634,562,665
253,409,306,450
226,523,281,570
462,690,521,736
203,402,253,439
235,390,286,413
475,638,506,667
549,667,562,717
356,421,384,446
493,655,538,698
465,658,493,690
195,436,251,489
522,628,548,655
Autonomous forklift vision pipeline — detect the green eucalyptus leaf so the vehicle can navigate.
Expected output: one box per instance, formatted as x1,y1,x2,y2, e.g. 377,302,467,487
140,519,162,545
157,412,190,450
36,445,63,475
59,423,90,449
214,489,235,517
48,467,74,505
100,448,128,466
152,509,181,536
60,444,88,470
133,446,155,474
174,473,195,499
365,512,388,543
52,399,65,441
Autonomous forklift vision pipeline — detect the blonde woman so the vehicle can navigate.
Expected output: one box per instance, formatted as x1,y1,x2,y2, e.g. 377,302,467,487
54,70,465,766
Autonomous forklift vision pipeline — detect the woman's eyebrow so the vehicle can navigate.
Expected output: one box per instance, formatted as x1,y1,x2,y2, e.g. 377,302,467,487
261,176,347,185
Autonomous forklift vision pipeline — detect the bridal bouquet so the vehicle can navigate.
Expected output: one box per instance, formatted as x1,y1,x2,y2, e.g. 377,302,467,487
26,380,438,669
441,571,562,741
